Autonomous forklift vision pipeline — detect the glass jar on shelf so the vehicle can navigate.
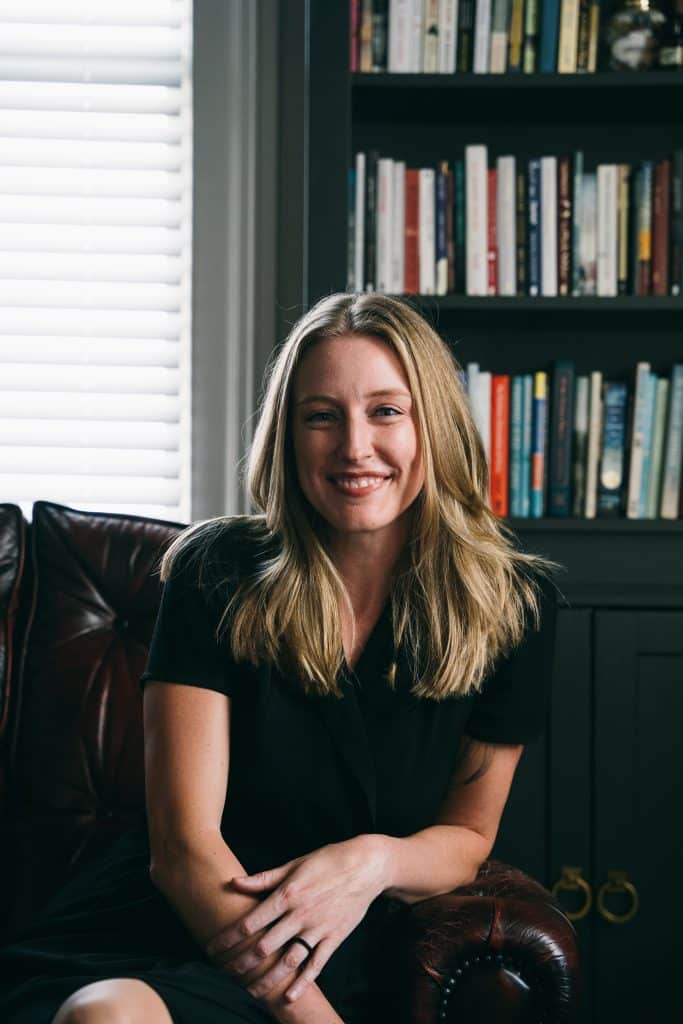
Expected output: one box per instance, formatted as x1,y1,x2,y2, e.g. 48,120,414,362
603,0,667,70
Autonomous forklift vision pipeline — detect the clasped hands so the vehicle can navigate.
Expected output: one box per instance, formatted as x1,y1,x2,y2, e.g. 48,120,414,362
205,835,388,1004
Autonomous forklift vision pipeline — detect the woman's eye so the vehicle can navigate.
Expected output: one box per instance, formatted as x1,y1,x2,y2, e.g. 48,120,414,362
304,407,401,423
375,406,401,417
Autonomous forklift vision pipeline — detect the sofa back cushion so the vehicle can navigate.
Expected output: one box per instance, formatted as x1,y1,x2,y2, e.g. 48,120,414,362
5,500,185,931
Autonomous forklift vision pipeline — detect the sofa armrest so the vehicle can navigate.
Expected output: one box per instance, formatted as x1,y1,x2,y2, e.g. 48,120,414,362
373,859,581,1024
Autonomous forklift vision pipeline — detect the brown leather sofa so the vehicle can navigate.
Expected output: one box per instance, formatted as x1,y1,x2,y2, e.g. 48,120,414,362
0,500,581,1022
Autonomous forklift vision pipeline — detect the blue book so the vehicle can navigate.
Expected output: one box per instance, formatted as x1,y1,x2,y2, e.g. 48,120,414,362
527,158,541,297
521,374,533,516
598,381,628,517
549,359,576,517
531,371,548,517
540,0,562,71
638,371,658,517
509,375,524,516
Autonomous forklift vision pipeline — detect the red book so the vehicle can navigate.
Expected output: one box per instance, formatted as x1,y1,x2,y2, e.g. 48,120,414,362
350,1,360,72
490,374,510,516
652,158,671,296
487,167,498,295
404,169,420,294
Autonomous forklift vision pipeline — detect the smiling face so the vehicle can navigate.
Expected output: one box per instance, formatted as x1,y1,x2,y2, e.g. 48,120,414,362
290,334,425,548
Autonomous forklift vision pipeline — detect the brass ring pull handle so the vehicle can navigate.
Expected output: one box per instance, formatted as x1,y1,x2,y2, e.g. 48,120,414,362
597,870,639,924
550,865,592,921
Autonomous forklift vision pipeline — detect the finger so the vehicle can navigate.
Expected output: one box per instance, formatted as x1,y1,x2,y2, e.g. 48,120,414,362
245,939,313,1000
284,936,335,1002
231,863,291,891
206,887,292,957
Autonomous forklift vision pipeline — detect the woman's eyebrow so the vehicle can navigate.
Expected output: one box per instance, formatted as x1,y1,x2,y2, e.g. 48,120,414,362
296,389,412,405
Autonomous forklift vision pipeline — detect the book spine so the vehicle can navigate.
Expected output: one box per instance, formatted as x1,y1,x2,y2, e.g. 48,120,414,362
404,168,420,293
354,152,366,292
585,370,603,518
510,375,523,516
597,380,628,518
522,0,540,72
490,0,511,72
474,0,493,71
661,364,683,518
347,166,356,291
637,160,654,296
671,150,683,296
597,163,618,297
626,361,651,518
410,0,425,70
540,0,562,71
457,0,476,71
389,0,413,71
487,166,498,294
419,166,436,294
497,155,517,295
647,377,669,517
359,0,374,71
365,148,380,290
527,157,541,296
439,0,459,72
436,160,449,294
571,150,583,295
466,144,489,295
507,0,526,72
558,0,580,72
617,163,630,296
491,374,510,516
652,157,671,296
392,161,406,292
558,155,572,296
446,164,455,292
372,0,390,70
350,0,360,72
376,157,394,292
587,0,600,71
541,155,558,296
572,374,589,517
479,370,492,463
456,157,466,292
515,165,527,294
549,360,576,516
531,371,548,517
576,0,591,70
423,0,440,72
521,374,533,516
580,171,597,295
638,372,658,518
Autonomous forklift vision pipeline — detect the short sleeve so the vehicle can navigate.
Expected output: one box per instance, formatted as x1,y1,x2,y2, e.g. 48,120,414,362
139,554,237,697
464,571,558,745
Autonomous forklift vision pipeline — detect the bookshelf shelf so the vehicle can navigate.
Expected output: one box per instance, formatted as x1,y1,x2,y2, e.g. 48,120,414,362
393,295,683,312
351,71,683,89
507,516,683,532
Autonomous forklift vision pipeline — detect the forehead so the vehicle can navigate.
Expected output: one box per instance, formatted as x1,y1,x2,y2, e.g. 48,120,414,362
293,334,410,392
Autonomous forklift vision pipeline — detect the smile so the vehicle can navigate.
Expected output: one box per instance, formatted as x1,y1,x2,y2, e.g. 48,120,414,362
328,476,391,496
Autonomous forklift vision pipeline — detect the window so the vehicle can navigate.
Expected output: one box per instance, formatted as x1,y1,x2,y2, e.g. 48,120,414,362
0,0,193,523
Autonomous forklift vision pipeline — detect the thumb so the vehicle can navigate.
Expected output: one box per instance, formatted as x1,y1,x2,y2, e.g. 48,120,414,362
231,863,292,889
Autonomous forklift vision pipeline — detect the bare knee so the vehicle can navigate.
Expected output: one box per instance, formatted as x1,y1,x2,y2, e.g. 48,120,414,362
51,978,174,1024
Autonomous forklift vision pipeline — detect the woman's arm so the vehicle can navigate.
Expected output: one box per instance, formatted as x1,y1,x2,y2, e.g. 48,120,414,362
143,680,345,1023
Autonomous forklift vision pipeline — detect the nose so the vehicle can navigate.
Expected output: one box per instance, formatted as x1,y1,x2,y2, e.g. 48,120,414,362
336,411,374,461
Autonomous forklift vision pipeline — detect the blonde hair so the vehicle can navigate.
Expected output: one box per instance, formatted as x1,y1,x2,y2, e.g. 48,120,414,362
159,292,565,701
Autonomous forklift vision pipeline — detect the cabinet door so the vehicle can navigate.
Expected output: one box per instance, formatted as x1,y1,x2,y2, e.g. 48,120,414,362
594,610,683,1024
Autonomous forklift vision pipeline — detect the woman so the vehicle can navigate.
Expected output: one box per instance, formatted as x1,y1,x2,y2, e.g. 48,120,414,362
0,292,562,1024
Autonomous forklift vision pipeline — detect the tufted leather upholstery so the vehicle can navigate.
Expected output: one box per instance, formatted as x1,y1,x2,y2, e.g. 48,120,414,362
0,500,581,1023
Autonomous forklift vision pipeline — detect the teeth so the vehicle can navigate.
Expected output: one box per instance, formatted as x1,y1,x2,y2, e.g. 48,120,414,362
333,476,386,489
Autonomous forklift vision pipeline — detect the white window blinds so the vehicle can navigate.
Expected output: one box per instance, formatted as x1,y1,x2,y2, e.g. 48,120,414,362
0,0,193,524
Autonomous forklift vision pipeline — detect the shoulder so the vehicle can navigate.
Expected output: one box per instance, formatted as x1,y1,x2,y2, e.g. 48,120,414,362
164,515,279,597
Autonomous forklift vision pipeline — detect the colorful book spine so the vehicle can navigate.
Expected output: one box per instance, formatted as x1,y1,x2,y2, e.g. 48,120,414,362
540,0,562,70
531,371,548,517
527,158,541,296
521,373,533,516
509,375,524,516
572,375,589,516
491,374,510,516
549,359,576,516
597,380,628,517
661,365,683,518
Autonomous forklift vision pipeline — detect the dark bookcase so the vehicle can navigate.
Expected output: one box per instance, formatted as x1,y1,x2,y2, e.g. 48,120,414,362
276,3,683,1021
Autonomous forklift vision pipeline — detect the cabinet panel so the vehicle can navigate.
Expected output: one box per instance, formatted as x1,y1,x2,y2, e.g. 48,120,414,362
594,611,683,1024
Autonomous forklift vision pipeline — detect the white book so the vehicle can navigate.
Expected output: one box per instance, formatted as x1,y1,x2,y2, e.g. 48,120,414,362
496,155,516,295
558,0,580,72
392,161,406,293
354,151,366,293
466,144,488,295
541,156,558,296
423,0,440,72
473,0,492,72
479,371,492,465
489,0,510,72
661,364,683,518
626,361,652,518
418,167,436,294
410,0,425,71
389,0,413,72
438,0,459,72
585,370,603,518
647,377,669,518
597,164,618,297
376,158,395,293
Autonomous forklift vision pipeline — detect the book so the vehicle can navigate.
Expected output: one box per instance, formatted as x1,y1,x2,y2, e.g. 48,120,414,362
497,155,517,295
491,374,510,515
474,0,493,71
418,167,436,293
439,0,459,71
466,144,488,295
585,370,603,518
626,361,652,519
661,364,683,518
490,0,511,71
531,371,548,517
540,0,562,70
558,155,572,296
527,157,541,296
522,0,540,71
647,376,669,517
572,374,589,516
548,359,576,516
541,155,558,296
597,380,628,517
558,0,580,72
597,163,618,296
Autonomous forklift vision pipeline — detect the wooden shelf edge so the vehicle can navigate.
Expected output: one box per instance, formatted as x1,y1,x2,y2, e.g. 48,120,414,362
506,518,683,532
351,71,683,89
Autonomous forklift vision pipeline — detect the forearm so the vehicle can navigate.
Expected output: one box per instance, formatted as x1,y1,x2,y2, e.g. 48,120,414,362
371,825,491,905
151,831,344,1023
